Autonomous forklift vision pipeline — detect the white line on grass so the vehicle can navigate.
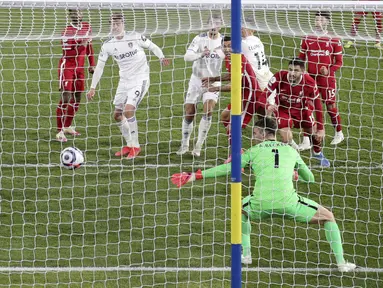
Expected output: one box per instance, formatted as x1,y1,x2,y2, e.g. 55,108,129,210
0,163,382,170
0,266,382,273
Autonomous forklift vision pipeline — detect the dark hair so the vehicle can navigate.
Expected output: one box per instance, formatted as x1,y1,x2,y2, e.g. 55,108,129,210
110,13,124,22
223,35,231,42
288,58,305,70
316,11,331,20
254,117,277,135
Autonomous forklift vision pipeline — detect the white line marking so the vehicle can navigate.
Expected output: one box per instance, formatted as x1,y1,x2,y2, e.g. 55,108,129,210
0,266,381,273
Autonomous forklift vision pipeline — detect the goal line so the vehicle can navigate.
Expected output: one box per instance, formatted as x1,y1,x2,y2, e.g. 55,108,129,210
0,266,382,273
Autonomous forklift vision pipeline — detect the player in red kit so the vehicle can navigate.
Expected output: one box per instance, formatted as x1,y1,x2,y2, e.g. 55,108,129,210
299,11,344,148
261,58,330,167
202,36,262,163
344,0,382,50
56,9,95,142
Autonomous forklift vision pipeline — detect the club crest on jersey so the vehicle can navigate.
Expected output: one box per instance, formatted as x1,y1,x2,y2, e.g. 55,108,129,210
128,42,133,48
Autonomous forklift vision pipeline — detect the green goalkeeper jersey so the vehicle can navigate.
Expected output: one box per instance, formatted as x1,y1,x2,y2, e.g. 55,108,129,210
201,140,314,209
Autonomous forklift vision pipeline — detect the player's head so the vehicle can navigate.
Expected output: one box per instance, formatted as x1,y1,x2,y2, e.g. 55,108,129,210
241,15,256,37
110,13,125,36
287,58,305,84
207,14,223,38
68,9,83,24
315,11,330,32
253,117,277,142
223,36,232,57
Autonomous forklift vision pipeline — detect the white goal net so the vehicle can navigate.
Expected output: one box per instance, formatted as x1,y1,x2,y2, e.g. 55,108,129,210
0,0,382,287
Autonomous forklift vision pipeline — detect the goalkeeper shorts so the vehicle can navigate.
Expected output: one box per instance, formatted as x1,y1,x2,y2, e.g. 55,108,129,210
242,195,319,223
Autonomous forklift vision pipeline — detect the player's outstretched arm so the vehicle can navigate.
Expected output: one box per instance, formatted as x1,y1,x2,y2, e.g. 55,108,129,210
138,35,170,66
295,154,315,183
87,60,106,100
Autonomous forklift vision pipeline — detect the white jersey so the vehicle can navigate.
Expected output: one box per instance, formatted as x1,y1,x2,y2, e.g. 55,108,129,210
242,35,273,89
187,33,224,78
98,32,159,81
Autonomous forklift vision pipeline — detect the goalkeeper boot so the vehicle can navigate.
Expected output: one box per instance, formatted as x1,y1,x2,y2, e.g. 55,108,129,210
56,130,67,143
338,261,356,272
176,145,189,156
63,126,81,136
344,40,354,48
331,131,344,145
312,152,330,167
192,142,202,157
374,42,382,50
241,255,252,265
126,147,141,159
115,146,131,157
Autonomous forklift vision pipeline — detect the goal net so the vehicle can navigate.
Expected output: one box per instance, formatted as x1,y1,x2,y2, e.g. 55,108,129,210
0,0,382,287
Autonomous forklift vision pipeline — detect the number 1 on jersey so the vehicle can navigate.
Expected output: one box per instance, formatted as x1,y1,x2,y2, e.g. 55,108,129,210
272,149,279,168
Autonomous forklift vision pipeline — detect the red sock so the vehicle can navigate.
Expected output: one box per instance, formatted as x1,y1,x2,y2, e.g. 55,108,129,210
351,17,361,36
327,107,342,132
56,100,68,131
311,136,322,154
373,12,382,40
64,98,80,128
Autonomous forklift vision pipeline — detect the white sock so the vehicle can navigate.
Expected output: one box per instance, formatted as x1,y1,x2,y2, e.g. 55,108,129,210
181,119,193,147
289,139,299,150
302,136,310,145
127,116,139,148
196,115,212,146
117,117,132,146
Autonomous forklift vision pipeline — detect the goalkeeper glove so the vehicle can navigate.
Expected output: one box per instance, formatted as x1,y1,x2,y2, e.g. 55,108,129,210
171,169,203,188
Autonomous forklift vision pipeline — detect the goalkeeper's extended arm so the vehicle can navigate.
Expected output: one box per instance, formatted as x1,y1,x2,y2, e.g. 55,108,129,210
171,163,233,188
90,60,106,89
295,155,315,183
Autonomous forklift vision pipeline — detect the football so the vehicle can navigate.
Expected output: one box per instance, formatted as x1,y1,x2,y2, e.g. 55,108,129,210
60,147,84,170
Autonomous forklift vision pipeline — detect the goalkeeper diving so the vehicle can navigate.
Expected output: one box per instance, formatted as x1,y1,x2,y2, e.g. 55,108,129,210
171,117,356,272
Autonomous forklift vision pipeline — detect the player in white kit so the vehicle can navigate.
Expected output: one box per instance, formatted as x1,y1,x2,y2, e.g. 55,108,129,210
241,16,273,91
177,15,225,157
87,13,169,159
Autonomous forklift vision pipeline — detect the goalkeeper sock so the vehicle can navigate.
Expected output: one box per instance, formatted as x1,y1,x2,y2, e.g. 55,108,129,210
181,118,193,147
196,115,212,146
56,100,67,131
324,221,345,264
242,214,251,257
127,116,139,148
117,117,132,146
327,107,342,132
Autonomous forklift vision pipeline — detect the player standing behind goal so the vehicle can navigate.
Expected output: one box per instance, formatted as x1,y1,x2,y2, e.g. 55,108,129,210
299,11,344,148
171,117,356,272
344,0,382,50
56,9,95,142
87,13,170,159
176,15,225,157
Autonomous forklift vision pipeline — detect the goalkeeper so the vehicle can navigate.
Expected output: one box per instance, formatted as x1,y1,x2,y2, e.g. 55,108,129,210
171,117,356,272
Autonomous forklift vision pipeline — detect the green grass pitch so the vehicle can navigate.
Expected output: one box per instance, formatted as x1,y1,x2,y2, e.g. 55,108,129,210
0,14,383,288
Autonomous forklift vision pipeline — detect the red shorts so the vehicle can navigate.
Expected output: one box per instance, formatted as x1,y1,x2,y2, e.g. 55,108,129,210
314,75,337,105
277,108,315,129
58,59,85,92
355,11,382,18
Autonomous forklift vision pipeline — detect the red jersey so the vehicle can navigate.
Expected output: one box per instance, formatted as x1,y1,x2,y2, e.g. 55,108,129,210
60,22,95,69
225,55,258,101
262,71,324,130
299,34,343,77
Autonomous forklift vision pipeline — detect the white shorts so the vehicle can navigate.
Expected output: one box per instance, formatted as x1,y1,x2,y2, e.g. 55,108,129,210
184,74,219,105
113,78,150,109
256,70,274,91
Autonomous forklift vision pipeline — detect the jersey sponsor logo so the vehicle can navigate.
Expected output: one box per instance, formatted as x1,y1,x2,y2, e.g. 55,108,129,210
114,49,138,60
204,53,221,59
280,95,301,103
310,50,330,56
